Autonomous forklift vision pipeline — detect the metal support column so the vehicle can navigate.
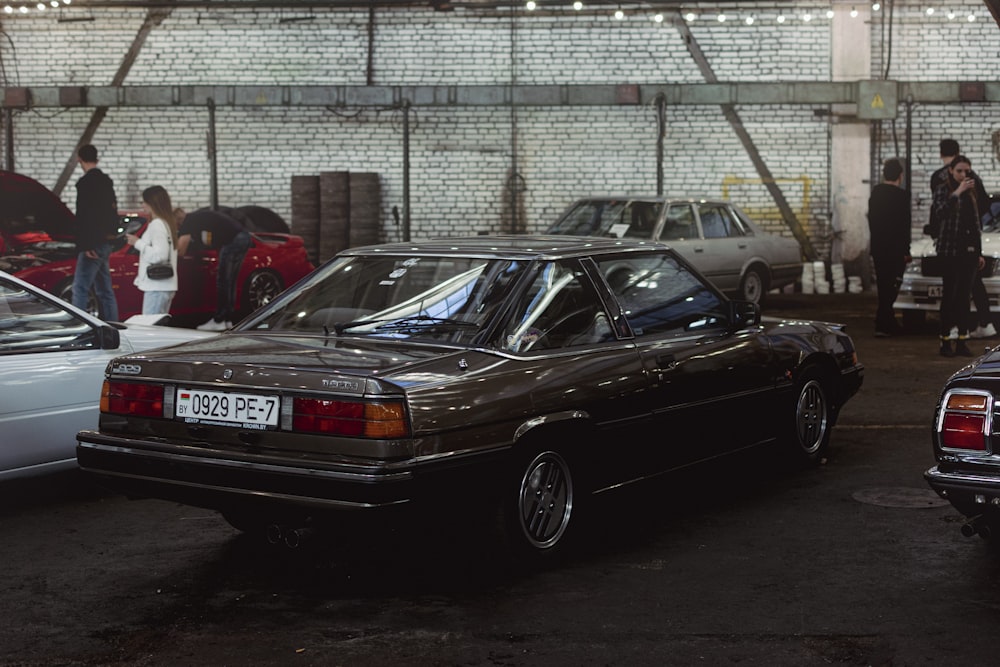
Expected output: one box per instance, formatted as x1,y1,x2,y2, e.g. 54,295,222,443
207,98,219,209
3,109,12,172
655,94,666,197
904,96,913,196
402,99,411,242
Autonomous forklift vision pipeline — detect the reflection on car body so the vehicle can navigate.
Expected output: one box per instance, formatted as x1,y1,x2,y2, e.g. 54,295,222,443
545,196,804,304
77,236,862,562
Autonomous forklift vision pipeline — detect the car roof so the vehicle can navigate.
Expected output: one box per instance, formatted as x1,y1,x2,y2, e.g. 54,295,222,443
340,235,667,259
564,196,739,206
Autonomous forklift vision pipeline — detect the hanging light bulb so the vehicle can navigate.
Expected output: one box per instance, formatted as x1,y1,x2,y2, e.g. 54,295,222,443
826,9,834,18
872,2,881,11
803,12,813,21
653,12,663,22
572,0,582,10
925,7,934,15
716,13,726,22
745,14,754,25
3,4,12,12
777,14,786,23
36,2,46,9
684,12,696,22
850,6,858,17
525,0,536,9
614,7,623,19
946,10,955,19
967,12,976,21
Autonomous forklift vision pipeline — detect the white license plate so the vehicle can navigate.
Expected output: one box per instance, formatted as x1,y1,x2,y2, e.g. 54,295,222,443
928,285,943,298
175,388,280,429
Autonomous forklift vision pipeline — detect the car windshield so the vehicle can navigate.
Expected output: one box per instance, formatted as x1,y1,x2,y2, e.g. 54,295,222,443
246,255,529,344
547,200,662,239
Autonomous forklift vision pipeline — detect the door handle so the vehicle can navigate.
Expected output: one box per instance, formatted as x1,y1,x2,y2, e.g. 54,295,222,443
655,353,677,369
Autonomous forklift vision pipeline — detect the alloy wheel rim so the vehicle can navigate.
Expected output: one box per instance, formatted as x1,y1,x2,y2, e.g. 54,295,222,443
518,451,573,549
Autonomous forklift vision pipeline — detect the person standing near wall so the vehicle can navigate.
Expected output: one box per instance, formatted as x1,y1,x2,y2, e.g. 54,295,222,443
126,185,178,316
931,155,984,357
867,158,911,337
931,139,995,338
176,208,252,331
71,144,120,321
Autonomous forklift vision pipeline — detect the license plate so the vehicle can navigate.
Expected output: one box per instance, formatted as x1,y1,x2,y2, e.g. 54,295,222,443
175,388,280,430
928,285,943,298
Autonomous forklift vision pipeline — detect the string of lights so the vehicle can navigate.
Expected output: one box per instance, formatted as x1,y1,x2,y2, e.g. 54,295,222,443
523,1,983,23
4,0,71,13
0,0,985,22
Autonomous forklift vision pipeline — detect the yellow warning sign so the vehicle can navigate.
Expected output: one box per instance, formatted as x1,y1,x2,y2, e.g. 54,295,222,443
858,81,897,119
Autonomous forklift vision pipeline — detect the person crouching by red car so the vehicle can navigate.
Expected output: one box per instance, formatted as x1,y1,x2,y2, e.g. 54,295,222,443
126,185,178,316
176,208,251,331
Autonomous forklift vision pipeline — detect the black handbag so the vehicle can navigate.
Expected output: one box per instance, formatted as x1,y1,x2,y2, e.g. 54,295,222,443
146,262,174,280
145,222,175,280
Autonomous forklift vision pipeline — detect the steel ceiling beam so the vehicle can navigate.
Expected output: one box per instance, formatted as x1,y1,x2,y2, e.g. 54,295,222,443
5,81,996,109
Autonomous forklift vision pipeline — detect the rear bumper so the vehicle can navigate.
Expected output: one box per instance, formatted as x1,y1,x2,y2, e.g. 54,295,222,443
76,430,418,513
896,274,1000,312
925,465,1000,515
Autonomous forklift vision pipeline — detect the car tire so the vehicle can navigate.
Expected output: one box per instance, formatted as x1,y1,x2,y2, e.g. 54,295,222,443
789,367,833,464
501,447,578,563
57,280,99,318
739,266,767,305
241,270,284,317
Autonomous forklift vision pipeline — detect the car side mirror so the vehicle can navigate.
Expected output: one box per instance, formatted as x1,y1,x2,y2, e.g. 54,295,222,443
95,323,121,350
728,300,761,330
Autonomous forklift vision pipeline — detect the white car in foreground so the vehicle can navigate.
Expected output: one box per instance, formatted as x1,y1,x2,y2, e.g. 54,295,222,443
0,270,214,480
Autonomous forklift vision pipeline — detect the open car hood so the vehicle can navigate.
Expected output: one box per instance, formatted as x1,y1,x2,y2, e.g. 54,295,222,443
0,170,76,248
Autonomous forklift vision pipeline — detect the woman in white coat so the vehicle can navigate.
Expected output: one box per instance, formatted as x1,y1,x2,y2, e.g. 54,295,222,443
126,185,179,315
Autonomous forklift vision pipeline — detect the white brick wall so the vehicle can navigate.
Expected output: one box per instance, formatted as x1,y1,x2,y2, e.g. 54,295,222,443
0,0,994,263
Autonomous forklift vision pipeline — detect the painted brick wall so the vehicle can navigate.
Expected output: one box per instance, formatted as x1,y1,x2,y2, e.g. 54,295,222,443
0,0,994,268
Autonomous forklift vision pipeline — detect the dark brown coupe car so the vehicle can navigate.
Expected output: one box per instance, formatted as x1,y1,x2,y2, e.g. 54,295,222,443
77,236,863,561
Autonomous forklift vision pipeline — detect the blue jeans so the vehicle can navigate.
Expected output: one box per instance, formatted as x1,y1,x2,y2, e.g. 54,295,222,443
72,243,119,321
214,231,251,323
142,290,175,316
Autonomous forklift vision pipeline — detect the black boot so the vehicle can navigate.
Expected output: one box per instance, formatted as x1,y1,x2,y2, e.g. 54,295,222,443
940,339,955,357
955,338,975,357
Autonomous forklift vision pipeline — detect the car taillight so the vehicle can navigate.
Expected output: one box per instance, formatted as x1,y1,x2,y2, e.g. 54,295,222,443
292,398,409,438
101,380,165,418
939,390,991,452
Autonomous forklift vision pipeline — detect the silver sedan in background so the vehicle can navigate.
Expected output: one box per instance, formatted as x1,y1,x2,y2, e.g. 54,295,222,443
545,196,804,304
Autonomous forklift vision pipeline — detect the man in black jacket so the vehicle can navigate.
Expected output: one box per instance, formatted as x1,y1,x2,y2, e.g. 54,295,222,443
71,144,120,321
867,157,912,337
